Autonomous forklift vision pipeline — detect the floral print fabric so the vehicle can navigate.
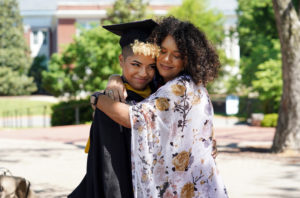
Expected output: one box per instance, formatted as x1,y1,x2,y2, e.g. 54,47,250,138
129,75,228,198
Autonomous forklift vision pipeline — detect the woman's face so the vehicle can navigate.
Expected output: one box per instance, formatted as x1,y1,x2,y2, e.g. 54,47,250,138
157,35,185,82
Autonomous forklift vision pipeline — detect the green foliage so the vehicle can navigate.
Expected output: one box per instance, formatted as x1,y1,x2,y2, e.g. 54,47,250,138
0,0,36,95
43,27,121,97
0,67,37,95
237,0,280,86
236,0,283,113
261,113,278,127
29,55,48,94
168,0,225,45
105,0,147,24
252,59,282,113
51,99,92,126
42,0,147,98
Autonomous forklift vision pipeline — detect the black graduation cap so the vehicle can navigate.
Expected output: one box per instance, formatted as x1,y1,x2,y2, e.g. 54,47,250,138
103,19,158,48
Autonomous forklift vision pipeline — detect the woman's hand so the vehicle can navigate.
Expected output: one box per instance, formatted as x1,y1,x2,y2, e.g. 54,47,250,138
105,74,127,102
212,139,218,159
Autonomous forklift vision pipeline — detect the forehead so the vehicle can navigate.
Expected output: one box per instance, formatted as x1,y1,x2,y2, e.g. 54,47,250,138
125,54,156,63
161,35,179,51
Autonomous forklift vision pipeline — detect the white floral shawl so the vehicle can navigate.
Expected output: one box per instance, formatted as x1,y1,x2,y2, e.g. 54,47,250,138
129,75,228,198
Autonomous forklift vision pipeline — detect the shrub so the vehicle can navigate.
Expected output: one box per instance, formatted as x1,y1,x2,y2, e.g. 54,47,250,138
51,98,93,126
261,113,278,127
237,96,264,118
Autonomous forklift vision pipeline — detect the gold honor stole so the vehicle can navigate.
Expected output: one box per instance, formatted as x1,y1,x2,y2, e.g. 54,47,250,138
84,84,151,153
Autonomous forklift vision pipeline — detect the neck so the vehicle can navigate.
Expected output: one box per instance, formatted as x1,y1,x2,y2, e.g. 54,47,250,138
163,77,174,83
163,72,185,83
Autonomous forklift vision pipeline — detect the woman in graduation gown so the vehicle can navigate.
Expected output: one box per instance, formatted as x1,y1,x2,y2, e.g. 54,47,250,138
96,16,228,198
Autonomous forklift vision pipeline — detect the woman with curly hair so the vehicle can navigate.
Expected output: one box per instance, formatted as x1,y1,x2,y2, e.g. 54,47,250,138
95,16,228,198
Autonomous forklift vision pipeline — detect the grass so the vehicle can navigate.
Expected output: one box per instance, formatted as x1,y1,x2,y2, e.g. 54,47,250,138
0,98,55,117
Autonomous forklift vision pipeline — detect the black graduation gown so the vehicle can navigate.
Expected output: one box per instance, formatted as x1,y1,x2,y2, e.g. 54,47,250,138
68,90,145,198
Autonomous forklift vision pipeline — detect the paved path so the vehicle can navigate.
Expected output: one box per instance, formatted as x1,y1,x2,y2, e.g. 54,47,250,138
1,124,300,198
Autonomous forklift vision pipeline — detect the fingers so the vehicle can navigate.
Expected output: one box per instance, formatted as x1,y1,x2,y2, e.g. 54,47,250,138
105,89,115,100
212,149,218,159
105,86,128,102
113,89,120,102
122,89,128,103
212,139,218,159
106,75,127,102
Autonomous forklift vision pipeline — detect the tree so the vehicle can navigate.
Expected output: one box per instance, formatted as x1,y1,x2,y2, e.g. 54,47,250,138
236,0,285,113
42,0,147,98
105,0,147,24
169,0,235,94
237,0,280,85
29,55,48,94
271,0,300,152
169,0,225,45
252,58,282,112
42,27,121,97
0,0,36,95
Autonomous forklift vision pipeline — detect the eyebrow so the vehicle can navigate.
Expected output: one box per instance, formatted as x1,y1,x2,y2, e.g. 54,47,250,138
131,60,142,64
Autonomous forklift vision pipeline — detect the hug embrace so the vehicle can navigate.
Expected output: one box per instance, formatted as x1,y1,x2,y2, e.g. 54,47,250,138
69,16,228,198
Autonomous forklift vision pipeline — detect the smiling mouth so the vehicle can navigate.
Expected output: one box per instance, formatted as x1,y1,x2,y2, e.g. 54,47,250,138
160,63,173,70
135,78,148,83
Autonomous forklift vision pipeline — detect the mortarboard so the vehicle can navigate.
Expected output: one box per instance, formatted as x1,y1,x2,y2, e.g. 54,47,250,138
103,19,158,48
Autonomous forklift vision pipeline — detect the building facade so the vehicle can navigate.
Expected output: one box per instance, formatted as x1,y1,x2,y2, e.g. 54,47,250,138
19,0,182,59
19,0,239,71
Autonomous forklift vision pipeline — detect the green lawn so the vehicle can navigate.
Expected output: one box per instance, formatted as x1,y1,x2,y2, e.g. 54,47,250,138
0,98,55,117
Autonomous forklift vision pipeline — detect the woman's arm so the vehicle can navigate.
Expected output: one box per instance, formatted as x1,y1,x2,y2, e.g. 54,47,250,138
96,94,131,128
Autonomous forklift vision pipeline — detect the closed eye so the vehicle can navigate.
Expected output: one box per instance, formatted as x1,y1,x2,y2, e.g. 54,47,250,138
149,64,156,69
160,48,167,54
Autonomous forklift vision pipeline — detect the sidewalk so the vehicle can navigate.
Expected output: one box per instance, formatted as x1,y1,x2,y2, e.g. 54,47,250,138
1,124,300,198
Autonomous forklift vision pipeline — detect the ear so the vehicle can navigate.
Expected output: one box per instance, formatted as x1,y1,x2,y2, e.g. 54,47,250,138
16,178,27,198
119,54,125,68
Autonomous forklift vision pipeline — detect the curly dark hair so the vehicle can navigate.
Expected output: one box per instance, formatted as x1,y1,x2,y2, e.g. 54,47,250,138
149,16,220,85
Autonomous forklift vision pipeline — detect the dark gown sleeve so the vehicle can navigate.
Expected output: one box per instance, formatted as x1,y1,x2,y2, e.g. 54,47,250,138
68,108,134,198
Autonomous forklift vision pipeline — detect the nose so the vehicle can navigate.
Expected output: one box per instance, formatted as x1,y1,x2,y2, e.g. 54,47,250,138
139,67,148,78
162,53,172,63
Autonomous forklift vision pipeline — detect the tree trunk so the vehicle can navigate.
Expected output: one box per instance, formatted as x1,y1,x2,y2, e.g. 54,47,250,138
271,0,300,152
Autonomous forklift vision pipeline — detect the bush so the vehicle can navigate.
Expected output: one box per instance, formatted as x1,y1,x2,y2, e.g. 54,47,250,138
51,98,93,126
237,96,264,118
261,113,278,127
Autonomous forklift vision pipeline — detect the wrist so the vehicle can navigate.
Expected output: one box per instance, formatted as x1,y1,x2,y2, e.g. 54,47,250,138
91,90,105,106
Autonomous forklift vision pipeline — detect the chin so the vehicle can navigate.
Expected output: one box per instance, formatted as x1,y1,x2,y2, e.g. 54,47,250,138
161,74,172,80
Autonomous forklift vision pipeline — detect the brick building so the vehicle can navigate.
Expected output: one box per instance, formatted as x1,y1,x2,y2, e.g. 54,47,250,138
19,0,182,59
19,0,239,71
